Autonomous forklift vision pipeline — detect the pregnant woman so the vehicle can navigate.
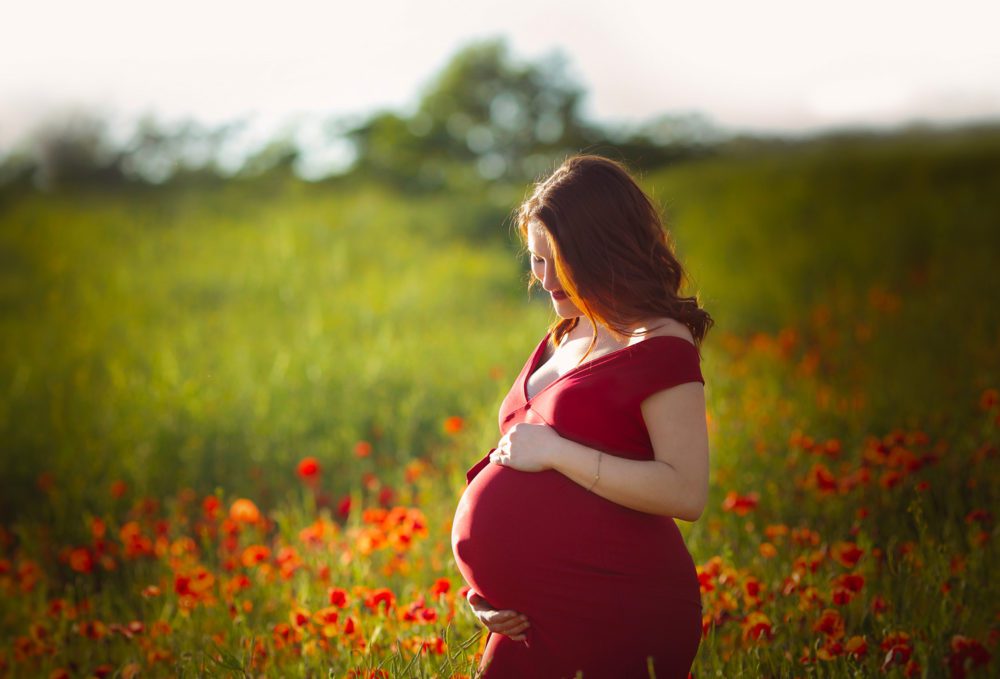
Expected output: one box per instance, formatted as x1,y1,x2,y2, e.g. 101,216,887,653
451,154,714,678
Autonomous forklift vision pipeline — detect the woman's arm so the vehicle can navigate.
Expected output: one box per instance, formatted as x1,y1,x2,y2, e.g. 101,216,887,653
548,381,709,521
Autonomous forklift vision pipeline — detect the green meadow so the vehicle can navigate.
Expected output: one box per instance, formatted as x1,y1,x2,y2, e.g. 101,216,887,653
0,128,997,677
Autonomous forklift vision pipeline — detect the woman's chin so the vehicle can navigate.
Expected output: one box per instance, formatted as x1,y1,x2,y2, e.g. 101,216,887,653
553,301,582,318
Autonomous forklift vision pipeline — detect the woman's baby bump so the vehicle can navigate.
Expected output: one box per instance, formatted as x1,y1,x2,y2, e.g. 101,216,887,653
452,461,583,608
452,451,701,611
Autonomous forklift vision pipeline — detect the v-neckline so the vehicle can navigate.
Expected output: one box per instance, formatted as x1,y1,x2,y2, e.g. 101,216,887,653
522,330,695,403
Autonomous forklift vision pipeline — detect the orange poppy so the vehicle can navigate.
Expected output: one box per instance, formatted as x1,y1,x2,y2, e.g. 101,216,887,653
443,416,464,434
230,499,261,524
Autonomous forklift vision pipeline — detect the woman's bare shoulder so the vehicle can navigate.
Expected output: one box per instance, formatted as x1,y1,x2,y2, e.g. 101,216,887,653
642,317,696,347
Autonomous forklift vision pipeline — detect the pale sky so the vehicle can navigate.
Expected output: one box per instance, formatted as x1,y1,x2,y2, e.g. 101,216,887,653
3,0,999,175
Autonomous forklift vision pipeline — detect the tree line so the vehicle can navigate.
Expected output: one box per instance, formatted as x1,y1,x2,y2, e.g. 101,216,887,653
0,38,733,193
2,36,975,194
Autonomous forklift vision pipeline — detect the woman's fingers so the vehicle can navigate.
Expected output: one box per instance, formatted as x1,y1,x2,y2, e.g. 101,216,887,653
466,599,531,637
484,609,530,635
468,598,494,614
503,619,530,641
503,621,530,636
486,609,523,624
467,592,493,609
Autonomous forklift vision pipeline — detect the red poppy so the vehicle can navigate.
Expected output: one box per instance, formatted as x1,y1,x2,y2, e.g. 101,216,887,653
880,631,913,668
430,577,451,597
879,470,904,489
297,457,321,481
443,416,464,434
947,635,991,679
240,545,270,568
337,495,352,519
378,486,395,507
313,606,339,626
741,611,773,642
289,607,311,629
821,438,842,458
813,609,845,639
325,587,348,608
806,463,838,494
834,573,864,593
109,480,128,499
79,620,108,640
202,496,221,519
365,588,395,615
69,548,93,574
832,589,852,606
831,541,863,568
817,638,845,660
721,490,759,515
845,635,868,659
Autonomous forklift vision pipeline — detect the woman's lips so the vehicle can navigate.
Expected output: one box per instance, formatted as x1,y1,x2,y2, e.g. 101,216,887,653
551,290,568,300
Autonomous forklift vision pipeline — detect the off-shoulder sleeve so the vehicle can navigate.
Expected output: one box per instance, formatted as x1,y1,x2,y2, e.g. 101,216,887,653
628,338,704,407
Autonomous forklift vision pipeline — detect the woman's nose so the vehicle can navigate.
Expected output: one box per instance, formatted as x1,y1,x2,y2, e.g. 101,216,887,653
542,263,559,290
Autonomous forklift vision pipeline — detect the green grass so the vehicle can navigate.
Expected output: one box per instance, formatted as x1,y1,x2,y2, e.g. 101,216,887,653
0,181,541,528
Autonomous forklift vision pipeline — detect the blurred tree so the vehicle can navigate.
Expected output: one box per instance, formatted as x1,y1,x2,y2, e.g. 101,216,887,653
120,114,236,185
235,134,300,180
0,148,34,192
0,111,243,191
339,110,433,189
20,108,125,190
606,112,726,170
343,37,605,191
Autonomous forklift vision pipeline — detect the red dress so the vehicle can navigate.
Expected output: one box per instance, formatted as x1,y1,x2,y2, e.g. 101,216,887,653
451,330,705,679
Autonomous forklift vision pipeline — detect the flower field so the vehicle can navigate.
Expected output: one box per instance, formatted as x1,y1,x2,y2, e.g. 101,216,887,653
1,131,998,677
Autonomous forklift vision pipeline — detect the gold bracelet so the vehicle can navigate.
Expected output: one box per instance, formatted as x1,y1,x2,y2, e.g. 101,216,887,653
587,451,602,492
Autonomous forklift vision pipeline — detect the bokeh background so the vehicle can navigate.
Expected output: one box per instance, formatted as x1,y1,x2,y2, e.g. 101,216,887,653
1,1,998,677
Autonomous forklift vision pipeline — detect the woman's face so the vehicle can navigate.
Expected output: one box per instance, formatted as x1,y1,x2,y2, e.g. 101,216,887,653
527,220,582,318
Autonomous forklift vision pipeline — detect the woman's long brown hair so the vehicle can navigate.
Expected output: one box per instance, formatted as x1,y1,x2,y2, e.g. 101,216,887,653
514,153,713,365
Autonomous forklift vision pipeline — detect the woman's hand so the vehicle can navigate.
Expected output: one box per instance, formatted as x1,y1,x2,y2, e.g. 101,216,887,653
489,423,564,472
467,590,531,641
